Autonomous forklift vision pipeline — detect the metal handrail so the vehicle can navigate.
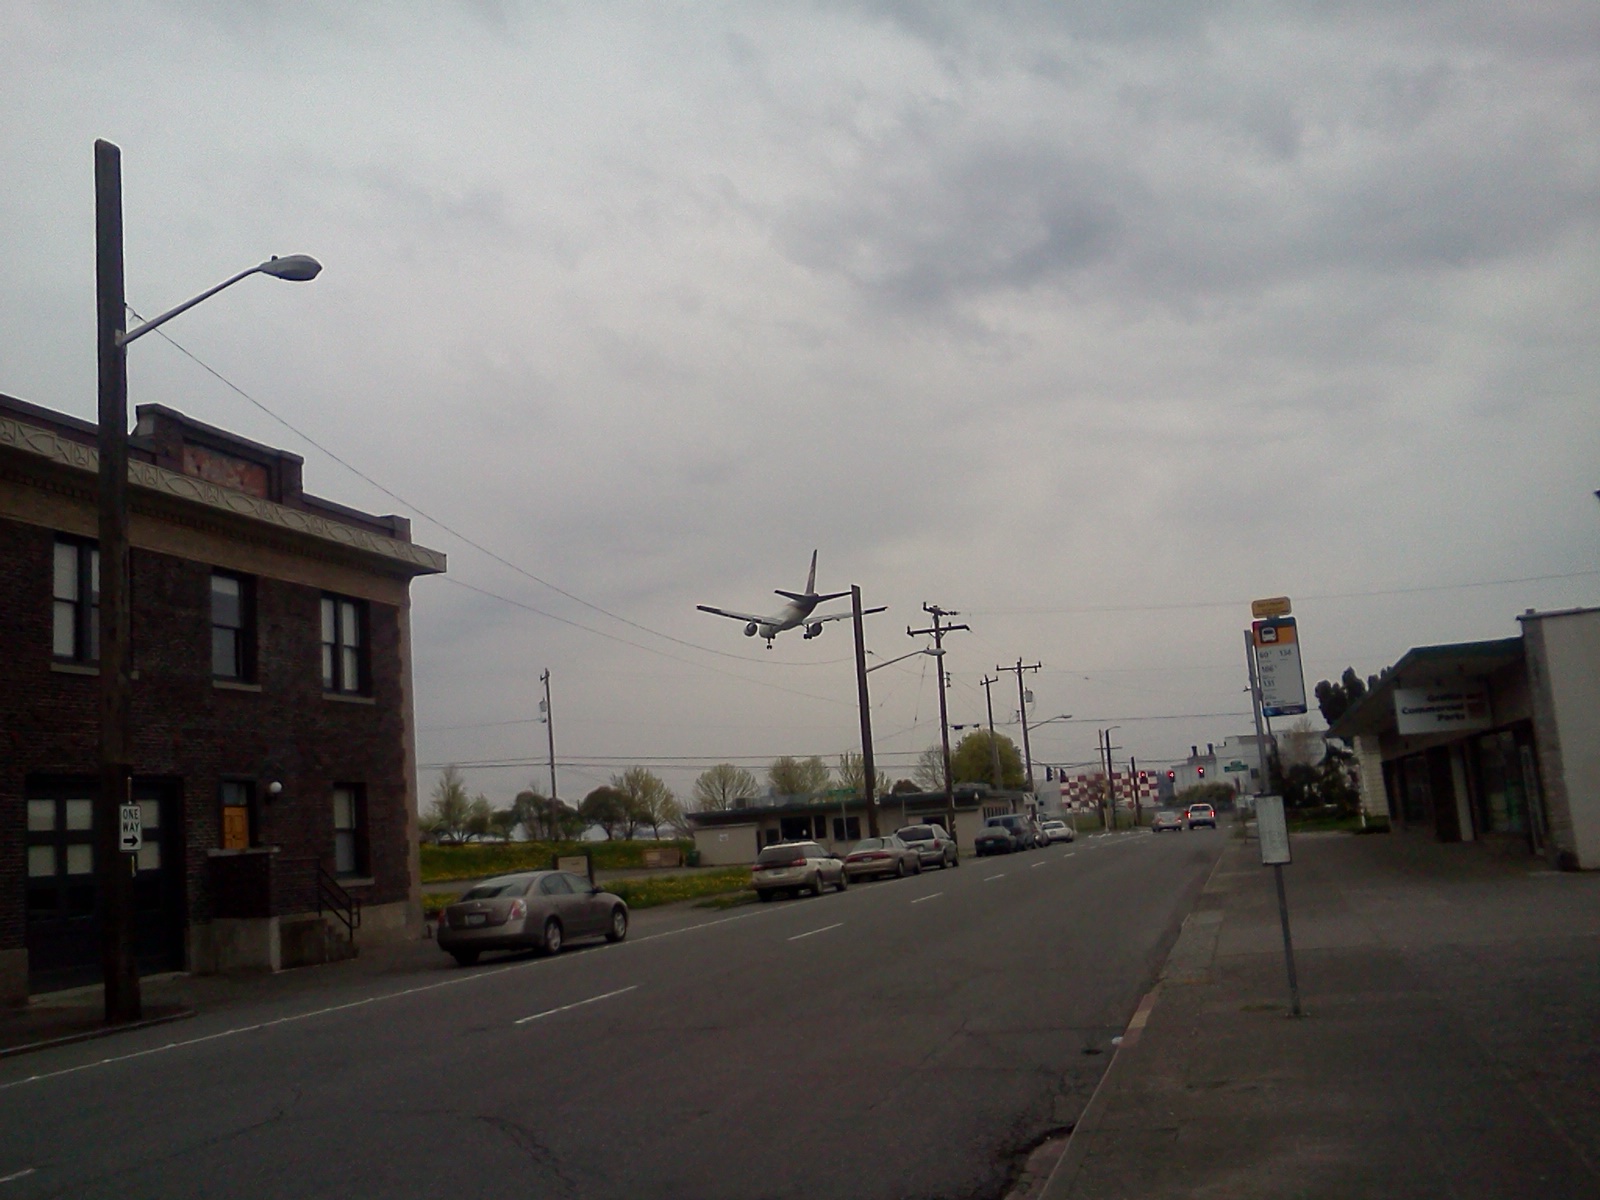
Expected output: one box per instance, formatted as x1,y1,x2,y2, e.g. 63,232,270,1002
316,862,362,943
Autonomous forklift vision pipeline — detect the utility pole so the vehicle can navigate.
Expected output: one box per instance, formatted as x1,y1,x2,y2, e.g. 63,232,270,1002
1130,755,1141,828
907,604,968,839
95,140,140,1024
540,669,558,805
980,675,1003,789
851,587,881,837
997,660,1042,796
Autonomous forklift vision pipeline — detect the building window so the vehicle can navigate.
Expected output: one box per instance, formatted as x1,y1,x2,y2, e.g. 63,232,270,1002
220,780,256,850
320,595,367,694
52,538,99,663
332,785,366,875
211,572,255,681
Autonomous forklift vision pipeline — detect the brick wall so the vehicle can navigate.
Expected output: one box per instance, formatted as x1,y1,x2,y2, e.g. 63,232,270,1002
0,516,414,956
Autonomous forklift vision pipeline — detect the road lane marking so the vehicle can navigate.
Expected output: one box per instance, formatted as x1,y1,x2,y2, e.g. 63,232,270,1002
983,874,1006,882
0,904,801,1092
787,922,843,942
515,985,638,1026
911,893,943,905
1063,852,1075,857
1031,861,1049,869
0,1169,36,1185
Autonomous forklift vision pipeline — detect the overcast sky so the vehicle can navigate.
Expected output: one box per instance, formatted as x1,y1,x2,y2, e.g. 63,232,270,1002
5,2,1597,807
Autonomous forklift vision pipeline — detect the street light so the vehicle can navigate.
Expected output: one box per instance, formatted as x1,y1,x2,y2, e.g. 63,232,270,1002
95,138,319,1023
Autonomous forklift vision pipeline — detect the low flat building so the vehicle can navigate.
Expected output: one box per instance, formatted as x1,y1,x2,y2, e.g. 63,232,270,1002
689,786,1032,865
0,394,444,1000
1329,607,1600,869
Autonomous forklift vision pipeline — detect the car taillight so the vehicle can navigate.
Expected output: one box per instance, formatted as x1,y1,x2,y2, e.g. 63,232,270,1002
509,899,526,920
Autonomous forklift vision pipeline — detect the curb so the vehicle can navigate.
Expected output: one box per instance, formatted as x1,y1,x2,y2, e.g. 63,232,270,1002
1036,843,1232,1199
0,1006,196,1060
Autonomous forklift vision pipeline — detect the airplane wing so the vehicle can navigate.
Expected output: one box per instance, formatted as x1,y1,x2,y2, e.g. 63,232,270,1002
805,605,887,624
697,605,769,624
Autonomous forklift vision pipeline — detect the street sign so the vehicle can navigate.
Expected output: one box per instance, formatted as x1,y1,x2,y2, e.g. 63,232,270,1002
1256,795,1291,865
1251,596,1292,619
119,803,143,854
1222,759,1249,773
1252,617,1307,717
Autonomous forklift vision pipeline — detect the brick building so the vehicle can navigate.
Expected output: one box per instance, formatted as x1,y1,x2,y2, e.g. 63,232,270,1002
0,394,444,1000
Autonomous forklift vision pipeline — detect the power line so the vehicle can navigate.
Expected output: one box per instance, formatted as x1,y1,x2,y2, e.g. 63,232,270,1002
967,570,1600,616
125,305,822,668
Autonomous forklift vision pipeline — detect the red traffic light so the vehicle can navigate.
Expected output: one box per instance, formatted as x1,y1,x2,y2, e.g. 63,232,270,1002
1166,769,1176,781
1197,766,1206,778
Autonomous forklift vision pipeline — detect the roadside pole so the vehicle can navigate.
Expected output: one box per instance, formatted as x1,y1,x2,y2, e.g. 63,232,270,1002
1247,610,1304,1017
908,605,968,838
540,668,558,807
851,587,881,837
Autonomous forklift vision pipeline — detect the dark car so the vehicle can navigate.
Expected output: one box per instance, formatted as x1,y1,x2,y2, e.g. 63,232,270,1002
895,823,959,869
982,814,1040,851
437,871,628,966
974,819,1020,856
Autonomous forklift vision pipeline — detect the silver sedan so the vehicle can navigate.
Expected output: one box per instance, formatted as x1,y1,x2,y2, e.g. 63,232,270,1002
842,835,923,881
437,870,628,966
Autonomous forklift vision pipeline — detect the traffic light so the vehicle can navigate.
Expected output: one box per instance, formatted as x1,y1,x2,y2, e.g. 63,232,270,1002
1197,765,1206,778
1166,769,1176,781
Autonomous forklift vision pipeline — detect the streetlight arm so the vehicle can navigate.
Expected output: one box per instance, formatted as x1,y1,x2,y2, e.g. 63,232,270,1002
119,255,321,345
866,647,943,674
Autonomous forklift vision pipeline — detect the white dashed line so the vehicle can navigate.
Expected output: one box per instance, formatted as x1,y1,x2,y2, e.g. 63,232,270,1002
0,1169,37,1185
983,874,1006,882
515,985,638,1026
1031,861,1048,869
788,922,844,942
911,893,943,905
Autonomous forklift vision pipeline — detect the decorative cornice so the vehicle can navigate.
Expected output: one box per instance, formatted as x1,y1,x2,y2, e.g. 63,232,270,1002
0,413,445,575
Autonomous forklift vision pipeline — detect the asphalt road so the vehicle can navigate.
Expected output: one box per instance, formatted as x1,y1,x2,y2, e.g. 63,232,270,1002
0,830,1222,1200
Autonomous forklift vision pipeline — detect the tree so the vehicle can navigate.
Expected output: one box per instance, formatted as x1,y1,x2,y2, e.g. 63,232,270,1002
579,786,629,840
487,807,519,842
949,731,1024,788
835,751,891,799
912,745,947,792
768,755,830,797
889,778,921,795
423,765,472,845
465,794,494,841
692,763,759,812
613,767,681,840
1277,716,1325,769
1314,666,1370,727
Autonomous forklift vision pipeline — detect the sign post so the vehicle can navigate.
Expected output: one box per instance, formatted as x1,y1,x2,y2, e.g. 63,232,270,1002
1247,599,1305,1018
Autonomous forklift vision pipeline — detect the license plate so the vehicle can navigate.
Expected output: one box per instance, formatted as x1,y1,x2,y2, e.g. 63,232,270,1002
464,913,488,927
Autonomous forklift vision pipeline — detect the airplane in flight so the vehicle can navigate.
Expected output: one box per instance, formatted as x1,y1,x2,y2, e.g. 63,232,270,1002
697,550,885,649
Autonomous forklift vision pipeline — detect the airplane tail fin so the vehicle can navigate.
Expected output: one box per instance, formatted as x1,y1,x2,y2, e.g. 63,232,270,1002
804,549,817,595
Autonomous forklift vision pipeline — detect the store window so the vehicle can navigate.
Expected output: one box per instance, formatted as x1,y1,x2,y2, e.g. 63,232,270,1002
1474,732,1527,834
52,538,100,663
211,572,255,681
320,595,367,694
332,785,366,876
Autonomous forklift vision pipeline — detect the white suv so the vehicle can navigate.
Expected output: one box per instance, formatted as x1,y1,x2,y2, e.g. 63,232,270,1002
895,823,959,868
751,841,847,901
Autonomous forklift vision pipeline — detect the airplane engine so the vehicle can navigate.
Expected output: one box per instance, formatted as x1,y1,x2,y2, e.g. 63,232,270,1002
804,623,823,639
744,622,759,637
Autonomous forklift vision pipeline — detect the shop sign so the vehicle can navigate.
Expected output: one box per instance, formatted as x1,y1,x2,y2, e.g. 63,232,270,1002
1394,681,1491,736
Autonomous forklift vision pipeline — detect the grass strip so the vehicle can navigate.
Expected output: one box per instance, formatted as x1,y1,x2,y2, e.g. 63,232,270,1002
421,839,693,883
602,868,753,910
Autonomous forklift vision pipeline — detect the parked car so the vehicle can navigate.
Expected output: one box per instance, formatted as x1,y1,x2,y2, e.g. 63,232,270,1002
975,821,1020,856
895,823,959,869
842,835,923,881
1152,809,1185,832
1186,803,1217,830
1039,819,1075,843
437,871,628,967
752,841,847,901
983,814,1042,850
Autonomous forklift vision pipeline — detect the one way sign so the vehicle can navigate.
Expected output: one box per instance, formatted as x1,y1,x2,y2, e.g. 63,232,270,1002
119,803,143,853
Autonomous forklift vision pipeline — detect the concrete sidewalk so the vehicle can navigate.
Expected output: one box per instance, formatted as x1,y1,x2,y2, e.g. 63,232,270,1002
1042,830,1600,1198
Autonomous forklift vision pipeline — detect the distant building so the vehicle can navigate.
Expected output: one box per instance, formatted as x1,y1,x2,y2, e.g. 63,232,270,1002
0,394,444,1000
